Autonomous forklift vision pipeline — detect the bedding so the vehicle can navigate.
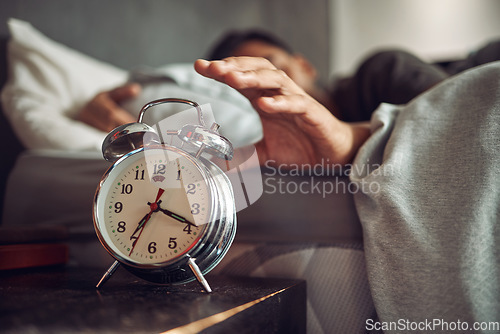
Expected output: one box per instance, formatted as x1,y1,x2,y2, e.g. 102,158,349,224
350,62,500,329
211,241,375,334
1,18,127,150
0,18,262,151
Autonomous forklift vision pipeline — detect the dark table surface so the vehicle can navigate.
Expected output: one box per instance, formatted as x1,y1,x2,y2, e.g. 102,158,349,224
0,265,306,333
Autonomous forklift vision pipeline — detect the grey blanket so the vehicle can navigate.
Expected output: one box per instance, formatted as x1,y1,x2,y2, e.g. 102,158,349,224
351,62,500,332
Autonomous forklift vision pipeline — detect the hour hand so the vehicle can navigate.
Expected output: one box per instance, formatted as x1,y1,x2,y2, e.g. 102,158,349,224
158,207,195,226
129,200,162,241
130,213,150,241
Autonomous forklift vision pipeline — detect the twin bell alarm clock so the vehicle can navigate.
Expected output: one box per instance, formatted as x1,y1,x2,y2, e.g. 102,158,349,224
93,98,236,293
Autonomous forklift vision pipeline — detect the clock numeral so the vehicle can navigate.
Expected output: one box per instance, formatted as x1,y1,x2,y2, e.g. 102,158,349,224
153,164,166,175
186,183,196,195
191,203,200,215
183,224,192,234
168,237,177,249
117,221,126,233
121,184,133,194
135,169,145,180
114,202,123,213
148,242,157,254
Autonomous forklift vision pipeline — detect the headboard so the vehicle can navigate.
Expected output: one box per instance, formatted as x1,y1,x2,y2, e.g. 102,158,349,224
0,0,330,77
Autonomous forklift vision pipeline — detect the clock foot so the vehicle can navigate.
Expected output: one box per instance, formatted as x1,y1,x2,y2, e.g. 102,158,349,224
96,260,120,289
188,257,212,293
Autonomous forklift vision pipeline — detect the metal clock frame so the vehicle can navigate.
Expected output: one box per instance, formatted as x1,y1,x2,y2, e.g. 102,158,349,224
92,98,236,292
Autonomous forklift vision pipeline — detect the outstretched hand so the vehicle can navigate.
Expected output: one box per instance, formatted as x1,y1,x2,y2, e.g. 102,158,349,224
78,83,141,133
194,57,370,166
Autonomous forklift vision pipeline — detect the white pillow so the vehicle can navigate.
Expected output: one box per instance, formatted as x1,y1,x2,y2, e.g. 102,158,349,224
1,18,128,150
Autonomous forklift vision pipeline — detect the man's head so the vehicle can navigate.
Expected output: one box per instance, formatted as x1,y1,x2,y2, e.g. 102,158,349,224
207,30,318,94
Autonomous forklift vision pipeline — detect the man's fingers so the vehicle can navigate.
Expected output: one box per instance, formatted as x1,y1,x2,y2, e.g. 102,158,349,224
257,94,311,115
226,69,302,92
257,95,331,127
79,85,138,132
110,108,136,125
108,83,141,102
196,56,274,74
195,58,303,95
100,84,139,129
194,59,211,74
195,57,275,83
98,101,135,131
195,59,236,85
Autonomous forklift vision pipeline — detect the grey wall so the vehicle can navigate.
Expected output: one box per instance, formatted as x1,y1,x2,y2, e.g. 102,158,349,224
0,0,330,83
329,0,500,75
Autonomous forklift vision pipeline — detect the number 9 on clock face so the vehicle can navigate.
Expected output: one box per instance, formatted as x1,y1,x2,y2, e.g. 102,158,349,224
94,147,213,267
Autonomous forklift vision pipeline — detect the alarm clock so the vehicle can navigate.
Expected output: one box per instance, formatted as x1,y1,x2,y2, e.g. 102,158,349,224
93,98,236,293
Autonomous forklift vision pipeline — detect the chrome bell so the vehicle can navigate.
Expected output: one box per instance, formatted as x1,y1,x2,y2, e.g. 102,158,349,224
102,122,160,162
178,123,233,160
102,98,233,162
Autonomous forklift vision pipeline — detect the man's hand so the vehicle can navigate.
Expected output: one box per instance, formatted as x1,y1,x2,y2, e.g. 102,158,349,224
78,83,141,133
194,57,370,166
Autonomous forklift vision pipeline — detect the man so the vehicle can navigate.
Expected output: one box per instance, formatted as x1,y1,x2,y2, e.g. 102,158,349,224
76,31,437,165
80,29,500,152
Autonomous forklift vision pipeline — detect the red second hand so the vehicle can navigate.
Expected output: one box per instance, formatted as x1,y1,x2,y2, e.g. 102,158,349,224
128,188,165,256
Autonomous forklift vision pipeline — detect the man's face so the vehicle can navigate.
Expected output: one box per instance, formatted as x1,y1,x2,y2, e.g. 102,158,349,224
231,40,317,93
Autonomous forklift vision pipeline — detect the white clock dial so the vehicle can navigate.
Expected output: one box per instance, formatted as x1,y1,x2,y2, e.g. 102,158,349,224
95,147,212,266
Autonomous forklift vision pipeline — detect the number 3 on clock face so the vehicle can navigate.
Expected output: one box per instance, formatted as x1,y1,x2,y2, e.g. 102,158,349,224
94,147,213,267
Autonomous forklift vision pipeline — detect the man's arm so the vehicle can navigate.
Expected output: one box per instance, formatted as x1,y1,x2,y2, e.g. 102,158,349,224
195,57,370,166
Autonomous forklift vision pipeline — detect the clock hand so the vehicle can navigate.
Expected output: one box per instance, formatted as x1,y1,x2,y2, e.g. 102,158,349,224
154,188,165,203
130,212,151,241
158,206,196,226
162,160,197,226
129,219,148,254
176,159,183,181
129,200,163,240
128,188,165,256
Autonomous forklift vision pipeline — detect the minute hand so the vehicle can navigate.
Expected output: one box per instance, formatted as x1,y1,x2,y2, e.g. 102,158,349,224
158,207,195,226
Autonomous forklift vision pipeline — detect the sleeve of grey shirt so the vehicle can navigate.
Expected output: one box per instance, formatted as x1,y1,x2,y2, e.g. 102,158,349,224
350,61,500,332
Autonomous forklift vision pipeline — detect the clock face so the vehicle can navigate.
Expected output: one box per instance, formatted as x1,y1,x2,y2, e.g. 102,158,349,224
94,147,212,266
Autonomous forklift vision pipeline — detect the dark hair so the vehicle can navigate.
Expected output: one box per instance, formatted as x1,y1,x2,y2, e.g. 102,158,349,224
206,29,294,60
